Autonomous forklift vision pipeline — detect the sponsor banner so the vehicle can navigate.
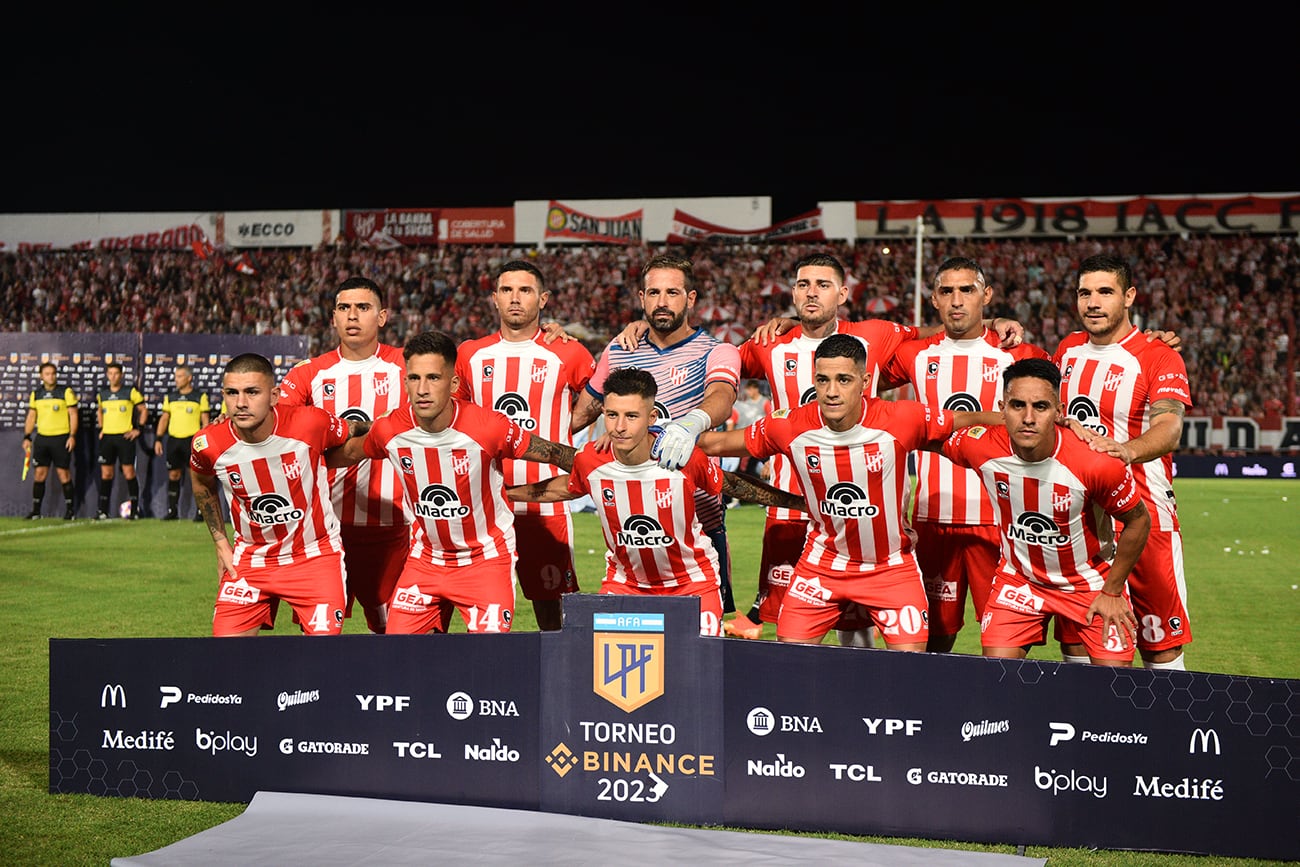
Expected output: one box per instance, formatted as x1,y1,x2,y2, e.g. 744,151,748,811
344,209,442,247
543,201,643,245
855,193,1300,238
665,208,827,244
1181,416,1300,455
441,207,514,244
222,210,331,248
48,597,1300,860
1173,452,1298,480
0,212,217,253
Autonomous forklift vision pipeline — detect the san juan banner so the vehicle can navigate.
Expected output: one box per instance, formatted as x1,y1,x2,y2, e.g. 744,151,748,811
666,209,826,244
855,193,1300,238
544,202,643,245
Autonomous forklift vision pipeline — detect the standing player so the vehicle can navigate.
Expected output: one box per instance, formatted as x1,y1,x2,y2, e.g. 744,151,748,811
94,362,147,520
155,364,211,520
941,358,1149,665
1054,254,1192,670
191,353,366,637
573,254,742,613
328,331,579,635
456,260,595,630
277,277,409,634
880,257,1051,651
507,368,805,637
698,335,994,648
23,362,78,520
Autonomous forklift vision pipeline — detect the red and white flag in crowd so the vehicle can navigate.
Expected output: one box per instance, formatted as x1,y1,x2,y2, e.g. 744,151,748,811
191,238,217,259
231,253,258,275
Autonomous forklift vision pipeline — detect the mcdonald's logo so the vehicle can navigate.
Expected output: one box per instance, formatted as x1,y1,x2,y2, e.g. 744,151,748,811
100,683,127,708
592,612,664,713
1188,728,1221,755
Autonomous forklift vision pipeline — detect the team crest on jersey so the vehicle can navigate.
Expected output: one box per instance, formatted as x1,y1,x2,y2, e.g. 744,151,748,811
373,374,390,396
283,460,304,481
983,360,1001,383
667,366,688,386
194,434,208,452
531,361,548,383
483,364,494,380
863,448,884,473
655,485,674,509
1053,492,1072,516
452,453,473,476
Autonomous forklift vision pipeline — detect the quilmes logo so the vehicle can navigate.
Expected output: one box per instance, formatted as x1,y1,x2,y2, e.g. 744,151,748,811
100,683,128,708
592,612,664,713
493,393,537,430
414,484,470,519
819,482,879,519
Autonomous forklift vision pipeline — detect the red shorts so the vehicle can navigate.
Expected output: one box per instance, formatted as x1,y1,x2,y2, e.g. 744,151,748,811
600,577,723,637
513,511,579,601
340,522,410,616
1054,529,1189,653
915,521,1000,637
386,556,516,634
758,516,870,631
777,559,929,646
984,575,1133,663
212,552,346,637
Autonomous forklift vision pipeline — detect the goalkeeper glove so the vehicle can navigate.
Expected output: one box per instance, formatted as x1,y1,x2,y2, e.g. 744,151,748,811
650,409,712,471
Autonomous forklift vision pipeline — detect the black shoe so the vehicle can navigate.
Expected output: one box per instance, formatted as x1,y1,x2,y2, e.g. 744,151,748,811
162,511,179,521
96,511,110,521
127,507,140,521
25,512,40,520
64,510,75,521
192,513,204,522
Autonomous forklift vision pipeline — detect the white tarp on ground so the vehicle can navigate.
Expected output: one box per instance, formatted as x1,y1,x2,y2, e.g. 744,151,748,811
112,791,1048,866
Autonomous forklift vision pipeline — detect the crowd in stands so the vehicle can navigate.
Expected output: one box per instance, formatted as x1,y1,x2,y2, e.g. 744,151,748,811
2,234,1295,417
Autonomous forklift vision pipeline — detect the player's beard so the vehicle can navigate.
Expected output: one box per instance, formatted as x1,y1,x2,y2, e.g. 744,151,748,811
649,307,687,336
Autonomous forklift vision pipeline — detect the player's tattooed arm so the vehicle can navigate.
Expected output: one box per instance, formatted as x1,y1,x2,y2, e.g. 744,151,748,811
1088,399,1185,464
191,469,237,579
506,476,574,503
721,471,806,511
522,436,577,472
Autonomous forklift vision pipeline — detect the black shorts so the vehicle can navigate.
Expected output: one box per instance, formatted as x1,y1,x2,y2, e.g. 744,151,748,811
98,433,137,467
164,436,193,471
32,433,72,469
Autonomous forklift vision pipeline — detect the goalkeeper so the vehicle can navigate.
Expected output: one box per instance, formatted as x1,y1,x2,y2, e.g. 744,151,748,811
570,254,741,612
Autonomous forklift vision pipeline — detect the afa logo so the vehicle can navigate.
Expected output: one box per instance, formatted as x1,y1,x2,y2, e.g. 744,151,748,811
592,612,665,712
248,494,305,525
944,392,982,413
800,387,817,405
414,484,471,519
820,482,879,519
1008,511,1069,545
617,515,673,548
1067,396,1109,436
494,393,537,430
339,408,371,424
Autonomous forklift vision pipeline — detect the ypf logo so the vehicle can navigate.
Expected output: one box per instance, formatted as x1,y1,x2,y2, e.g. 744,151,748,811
1067,396,1109,436
493,393,537,430
249,494,305,525
616,515,673,548
820,483,879,519
414,484,471,519
944,392,982,413
1008,512,1069,546
592,612,664,712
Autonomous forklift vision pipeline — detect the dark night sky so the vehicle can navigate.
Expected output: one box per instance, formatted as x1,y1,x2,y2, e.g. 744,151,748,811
5,14,1291,221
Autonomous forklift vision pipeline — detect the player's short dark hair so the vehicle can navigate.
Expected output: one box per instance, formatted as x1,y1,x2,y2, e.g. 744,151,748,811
224,353,275,380
404,330,458,367
640,254,694,293
175,363,193,375
1078,254,1132,291
933,256,987,290
792,252,846,284
604,367,657,401
496,259,546,292
334,276,385,308
39,361,56,374
814,333,866,367
105,362,123,374
1003,357,1061,391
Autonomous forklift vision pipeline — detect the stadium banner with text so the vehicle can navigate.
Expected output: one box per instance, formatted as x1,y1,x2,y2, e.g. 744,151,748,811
665,208,827,244
0,212,218,253
543,201,644,245
1181,415,1300,454
49,594,1299,860
855,193,1300,238
218,210,333,249
344,209,442,247
440,207,515,244
0,334,308,518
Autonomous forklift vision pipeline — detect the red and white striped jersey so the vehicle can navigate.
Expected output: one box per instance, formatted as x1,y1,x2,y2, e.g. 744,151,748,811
362,400,531,568
455,330,595,517
190,405,350,569
744,397,952,576
277,344,408,527
739,318,917,521
941,423,1141,593
1054,329,1191,532
567,440,722,591
883,329,1051,526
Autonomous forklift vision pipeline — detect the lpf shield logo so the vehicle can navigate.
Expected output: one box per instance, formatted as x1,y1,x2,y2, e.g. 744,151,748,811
592,612,664,712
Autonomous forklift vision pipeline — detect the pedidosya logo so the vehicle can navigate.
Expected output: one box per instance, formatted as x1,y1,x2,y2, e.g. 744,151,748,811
820,482,879,518
617,515,673,548
415,484,470,519
493,393,537,430
592,612,664,713
1009,511,1069,545
248,494,304,525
